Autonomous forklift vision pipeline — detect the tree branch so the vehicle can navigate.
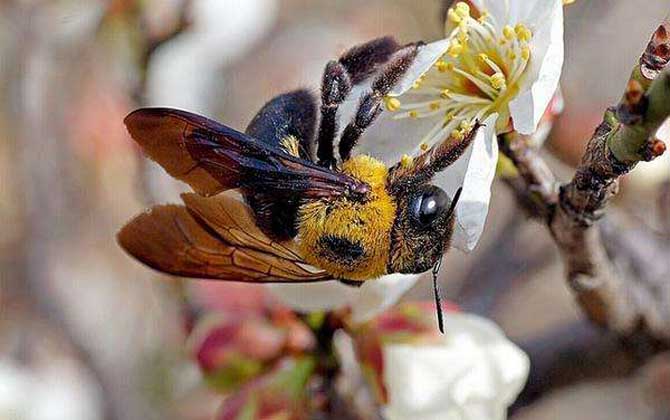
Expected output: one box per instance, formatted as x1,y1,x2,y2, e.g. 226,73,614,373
501,20,670,345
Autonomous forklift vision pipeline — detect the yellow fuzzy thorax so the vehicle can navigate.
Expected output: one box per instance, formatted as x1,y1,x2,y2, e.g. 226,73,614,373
298,155,396,281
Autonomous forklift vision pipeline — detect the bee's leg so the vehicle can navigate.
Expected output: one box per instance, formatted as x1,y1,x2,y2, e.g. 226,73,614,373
338,36,400,84
316,37,401,168
338,44,420,162
316,60,351,168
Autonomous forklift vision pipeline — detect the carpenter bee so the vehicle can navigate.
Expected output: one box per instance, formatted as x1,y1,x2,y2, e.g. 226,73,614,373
118,37,479,330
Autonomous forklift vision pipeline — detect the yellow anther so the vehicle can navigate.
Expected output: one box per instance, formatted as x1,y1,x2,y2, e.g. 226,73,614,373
444,111,455,122
436,60,450,72
457,29,469,43
400,154,414,168
420,142,429,151
503,25,515,40
478,53,489,62
429,102,441,110
412,80,422,90
451,129,465,141
478,10,489,23
563,0,575,4
447,9,462,24
521,45,531,61
384,97,401,112
489,72,506,90
409,111,419,118
459,120,473,131
440,88,451,99
455,2,470,17
507,50,517,61
447,40,463,58
515,24,532,42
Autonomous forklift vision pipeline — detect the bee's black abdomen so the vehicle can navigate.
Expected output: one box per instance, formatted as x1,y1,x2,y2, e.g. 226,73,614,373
244,90,318,239
246,89,317,159
244,193,301,239
317,235,365,266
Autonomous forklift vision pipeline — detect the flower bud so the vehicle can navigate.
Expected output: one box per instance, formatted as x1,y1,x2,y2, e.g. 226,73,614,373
191,313,315,392
217,357,315,420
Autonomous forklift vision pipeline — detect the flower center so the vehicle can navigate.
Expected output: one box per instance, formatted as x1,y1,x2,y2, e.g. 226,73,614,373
385,2,533,145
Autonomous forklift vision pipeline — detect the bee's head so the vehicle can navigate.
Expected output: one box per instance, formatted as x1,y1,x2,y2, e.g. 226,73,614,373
387,182,460,274
384,124,477,274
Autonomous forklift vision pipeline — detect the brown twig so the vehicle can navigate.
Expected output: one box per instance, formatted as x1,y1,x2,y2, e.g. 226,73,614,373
512,320,636,412
501,20,670,345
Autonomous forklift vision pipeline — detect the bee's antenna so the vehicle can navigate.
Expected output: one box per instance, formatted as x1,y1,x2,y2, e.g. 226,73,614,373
430,187,462,334
446,186,463,220
432,257,445,334
387,123,480,194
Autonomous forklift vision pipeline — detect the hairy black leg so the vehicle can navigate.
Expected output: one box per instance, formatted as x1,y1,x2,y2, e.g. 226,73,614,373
339,36,400,84
338,44,419,162
316,37,401,168
316,61,351,168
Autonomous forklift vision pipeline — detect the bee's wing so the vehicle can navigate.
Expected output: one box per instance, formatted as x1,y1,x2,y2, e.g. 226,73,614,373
124,108,365,199
180,192,303,261
117,195,329,283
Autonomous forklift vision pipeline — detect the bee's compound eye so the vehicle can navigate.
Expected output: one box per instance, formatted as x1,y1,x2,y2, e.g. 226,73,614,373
411,186,450,227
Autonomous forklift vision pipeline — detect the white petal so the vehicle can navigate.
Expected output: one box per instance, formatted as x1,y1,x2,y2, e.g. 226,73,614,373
471,0,556,29
350,109,441,165
508,0,564,134
266,281,360,313
469,0,509,26
508,0,559,26
350,273,421,323
382,313,529,420
432,114,499,252
266,274,419,321
388,39,452,97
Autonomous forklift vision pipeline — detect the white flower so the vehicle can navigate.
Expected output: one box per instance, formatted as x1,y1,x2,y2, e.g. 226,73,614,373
381,313,529,420
388,0,564,137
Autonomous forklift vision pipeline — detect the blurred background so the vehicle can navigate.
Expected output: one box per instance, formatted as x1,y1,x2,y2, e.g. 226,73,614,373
1,0,670,419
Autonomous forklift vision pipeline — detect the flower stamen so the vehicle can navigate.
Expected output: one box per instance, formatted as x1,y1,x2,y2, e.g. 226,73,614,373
391,1,535,147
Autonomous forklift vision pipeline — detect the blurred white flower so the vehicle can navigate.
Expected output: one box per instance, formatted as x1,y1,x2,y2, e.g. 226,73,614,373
146,0,278,113
0,359,101,420
267,273,420,323
381,313,529,420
